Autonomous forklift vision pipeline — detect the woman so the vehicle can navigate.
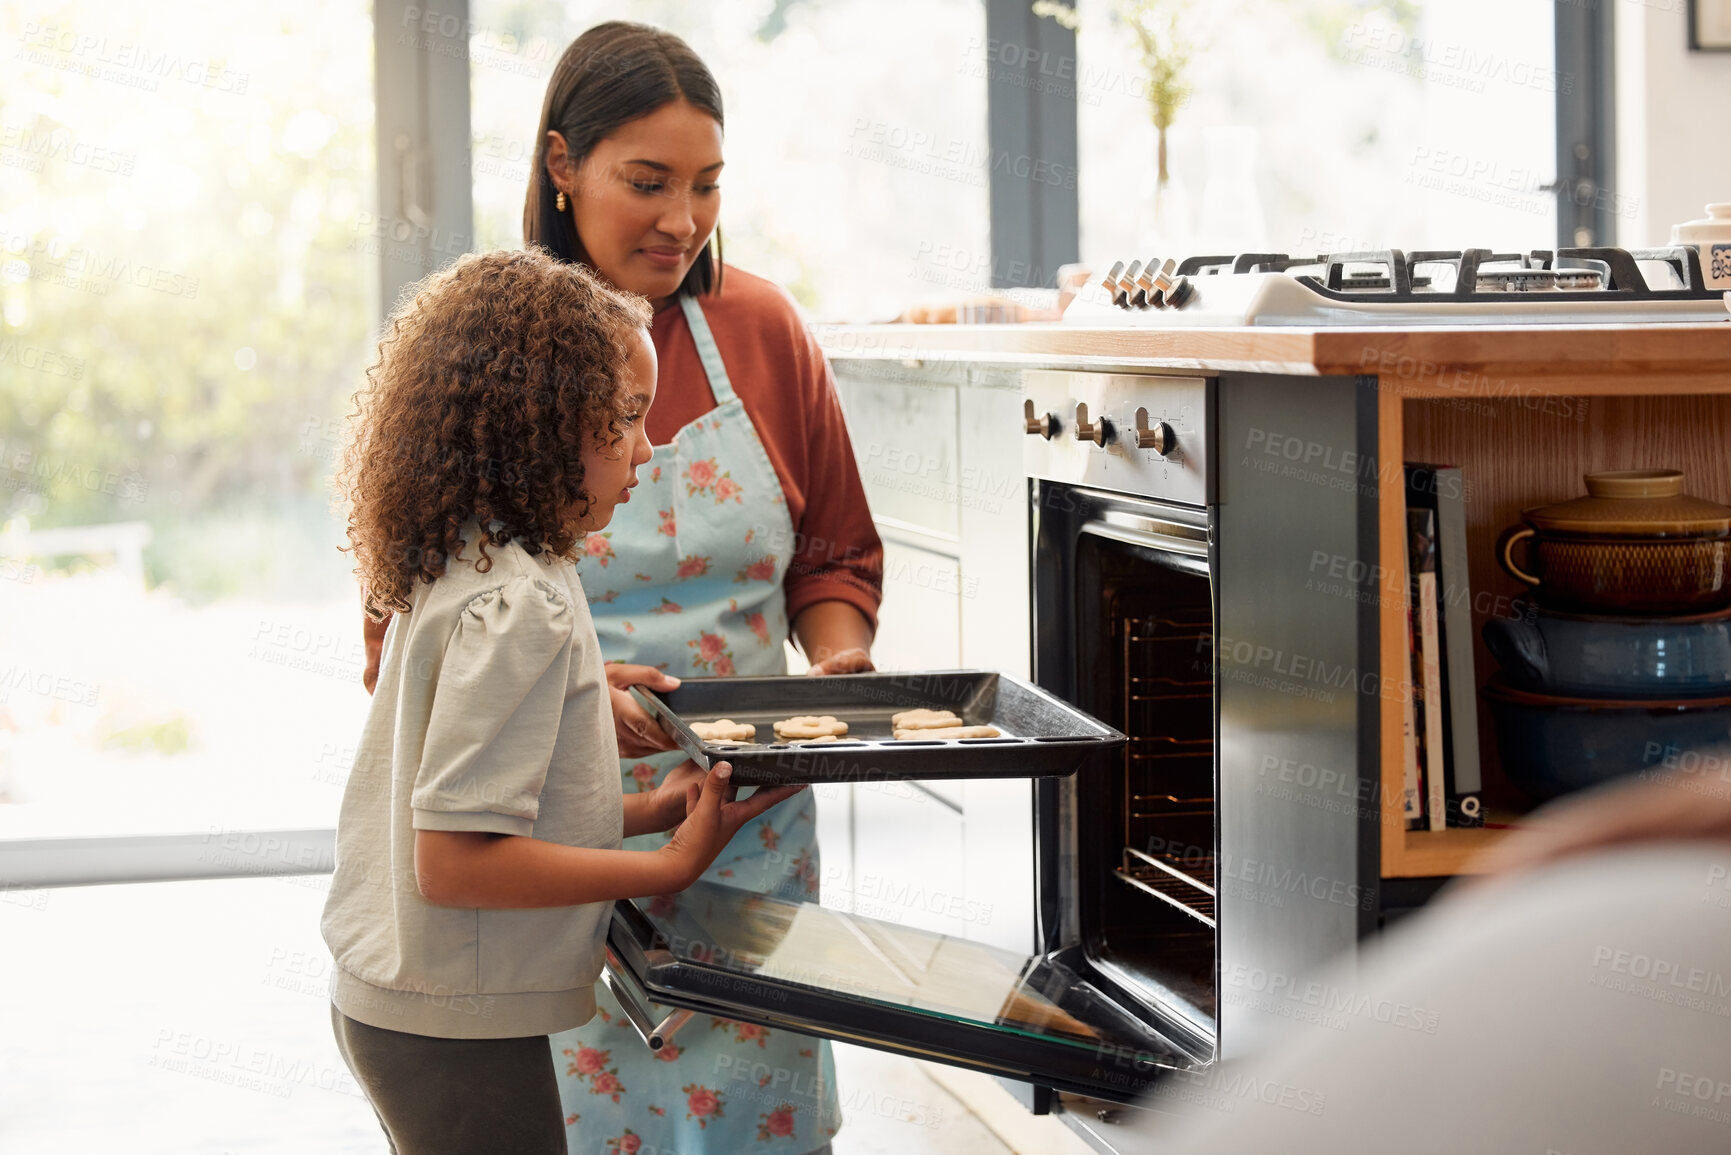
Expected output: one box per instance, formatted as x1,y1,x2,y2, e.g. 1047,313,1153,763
397,20,876,1154
527,27,881,1152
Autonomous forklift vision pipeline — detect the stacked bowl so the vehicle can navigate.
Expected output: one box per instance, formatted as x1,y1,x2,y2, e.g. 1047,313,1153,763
1482,470,1731,798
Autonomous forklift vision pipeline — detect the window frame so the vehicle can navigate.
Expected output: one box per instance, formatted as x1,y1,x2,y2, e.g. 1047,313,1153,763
1554,1,1617,247
985,0,1080,288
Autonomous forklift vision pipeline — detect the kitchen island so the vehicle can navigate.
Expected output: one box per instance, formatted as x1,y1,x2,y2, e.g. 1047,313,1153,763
813,317,1731,1155
818,320,1731,882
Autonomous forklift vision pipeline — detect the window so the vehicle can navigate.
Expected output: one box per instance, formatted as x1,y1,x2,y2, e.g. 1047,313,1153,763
1072,0,1558,260
468,0,990,322
3,10,378,1144
0,1,376,841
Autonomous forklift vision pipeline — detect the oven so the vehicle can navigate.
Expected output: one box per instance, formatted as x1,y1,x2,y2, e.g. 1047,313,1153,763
602,365,1381,1120
598,372,1224,1105
1026,369,1220,1062
1025,367,1382,1148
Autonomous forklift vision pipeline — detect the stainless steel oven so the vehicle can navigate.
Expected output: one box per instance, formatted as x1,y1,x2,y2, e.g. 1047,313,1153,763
1038,366,1382,1153
603,366,1381,1121
1027,370,1221,1071
598,372,1221,1104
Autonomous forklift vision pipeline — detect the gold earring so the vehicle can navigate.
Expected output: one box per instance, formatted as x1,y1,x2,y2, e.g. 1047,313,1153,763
555,190,567,212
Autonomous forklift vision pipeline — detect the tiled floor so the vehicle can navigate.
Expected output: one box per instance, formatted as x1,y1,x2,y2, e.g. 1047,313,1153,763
0,876,1017,1154
829,1043,1010,1154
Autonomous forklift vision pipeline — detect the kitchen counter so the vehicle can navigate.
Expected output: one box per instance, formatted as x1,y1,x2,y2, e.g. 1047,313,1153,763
815,321,1731,393
822,322,1731,885
818,314,1731,1155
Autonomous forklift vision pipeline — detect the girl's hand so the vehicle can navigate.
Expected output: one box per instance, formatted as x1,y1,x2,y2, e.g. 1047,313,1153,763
659,762,807,888
650,759,707,831
607,663,682,758
804,647,874,676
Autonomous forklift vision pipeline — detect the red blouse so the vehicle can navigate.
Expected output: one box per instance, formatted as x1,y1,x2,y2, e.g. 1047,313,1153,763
647,265,883,629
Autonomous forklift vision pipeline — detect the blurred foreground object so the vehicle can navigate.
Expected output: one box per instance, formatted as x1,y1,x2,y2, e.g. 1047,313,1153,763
1472,766,1731,881
1133,841,1731,1153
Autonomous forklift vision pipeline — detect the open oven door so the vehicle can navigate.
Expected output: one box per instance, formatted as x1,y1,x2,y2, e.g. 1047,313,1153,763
602,880,1213,1104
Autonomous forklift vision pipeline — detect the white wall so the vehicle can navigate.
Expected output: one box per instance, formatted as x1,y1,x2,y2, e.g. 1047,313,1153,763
1616,1,1731,247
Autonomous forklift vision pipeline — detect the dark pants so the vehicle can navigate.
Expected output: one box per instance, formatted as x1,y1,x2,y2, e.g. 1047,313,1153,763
330,1005,566,1154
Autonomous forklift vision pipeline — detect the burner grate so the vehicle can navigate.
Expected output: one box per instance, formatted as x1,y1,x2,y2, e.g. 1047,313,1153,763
1086,244,1724,324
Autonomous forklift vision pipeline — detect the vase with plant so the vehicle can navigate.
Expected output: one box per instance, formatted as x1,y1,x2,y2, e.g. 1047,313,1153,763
1035,0,1195,250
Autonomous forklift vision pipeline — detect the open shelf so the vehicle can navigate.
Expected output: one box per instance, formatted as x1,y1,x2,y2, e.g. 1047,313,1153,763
1377,390,1731,879
1387,812,1525,878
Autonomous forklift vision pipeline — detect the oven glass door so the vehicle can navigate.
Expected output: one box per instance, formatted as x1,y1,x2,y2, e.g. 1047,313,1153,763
605,880,1209,1102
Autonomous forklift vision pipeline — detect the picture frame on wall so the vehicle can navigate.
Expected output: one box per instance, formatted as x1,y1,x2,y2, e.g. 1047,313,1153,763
1691,0,1731,49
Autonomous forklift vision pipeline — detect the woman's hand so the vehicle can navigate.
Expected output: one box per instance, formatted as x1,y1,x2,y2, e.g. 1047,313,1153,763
607,663,682,758
792,600,875,676
658,762,807,888
805,647,874,676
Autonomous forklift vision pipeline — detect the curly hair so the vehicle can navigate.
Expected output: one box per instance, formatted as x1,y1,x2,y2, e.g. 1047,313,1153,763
339,248,652,617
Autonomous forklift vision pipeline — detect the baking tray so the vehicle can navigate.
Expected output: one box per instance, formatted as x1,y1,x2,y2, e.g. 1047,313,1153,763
635,670,1126,786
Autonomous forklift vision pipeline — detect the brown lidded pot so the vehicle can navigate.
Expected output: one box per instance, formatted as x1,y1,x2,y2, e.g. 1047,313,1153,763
1496,470,1731,614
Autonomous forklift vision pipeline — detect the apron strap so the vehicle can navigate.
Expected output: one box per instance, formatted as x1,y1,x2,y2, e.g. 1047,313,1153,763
677,293,741,407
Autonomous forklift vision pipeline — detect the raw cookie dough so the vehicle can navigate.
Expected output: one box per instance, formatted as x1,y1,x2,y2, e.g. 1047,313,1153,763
773,715,849,740
692,719,756,742
792,735,841,745
893,724,1002,741
890,708,965,730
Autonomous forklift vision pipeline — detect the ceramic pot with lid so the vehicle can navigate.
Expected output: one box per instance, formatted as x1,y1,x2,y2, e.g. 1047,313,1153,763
1670,203,1731,290
1496,470,1731,614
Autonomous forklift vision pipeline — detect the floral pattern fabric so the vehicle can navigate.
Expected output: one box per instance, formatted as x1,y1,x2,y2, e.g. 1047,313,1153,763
556,293,839,1153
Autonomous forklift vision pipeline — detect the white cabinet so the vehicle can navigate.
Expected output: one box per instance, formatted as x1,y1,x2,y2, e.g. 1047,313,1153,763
844,784,969,938
831,361,1036,955
838,372,961,539
957,377,1032,679
873,537,962,672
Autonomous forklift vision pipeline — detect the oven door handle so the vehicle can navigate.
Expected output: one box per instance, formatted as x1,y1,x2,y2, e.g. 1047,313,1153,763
602,948,694,1052
1081,515,1212,564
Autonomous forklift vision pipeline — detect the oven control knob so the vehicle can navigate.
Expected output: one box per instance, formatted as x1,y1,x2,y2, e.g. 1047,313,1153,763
1073,403,1114,446
1023,399,1056,439
1133,408,1177,455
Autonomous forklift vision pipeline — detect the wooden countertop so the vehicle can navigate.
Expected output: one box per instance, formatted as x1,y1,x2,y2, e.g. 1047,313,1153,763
813,322,1731,395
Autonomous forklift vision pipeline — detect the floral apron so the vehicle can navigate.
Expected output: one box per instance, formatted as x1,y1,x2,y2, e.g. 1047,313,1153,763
554,294,840,1153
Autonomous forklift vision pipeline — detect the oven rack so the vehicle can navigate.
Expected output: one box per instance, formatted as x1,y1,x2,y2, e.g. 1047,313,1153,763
1115,847,1217,928
1122,615,1212,634
1129,792,1214,819
1127,735,1214,762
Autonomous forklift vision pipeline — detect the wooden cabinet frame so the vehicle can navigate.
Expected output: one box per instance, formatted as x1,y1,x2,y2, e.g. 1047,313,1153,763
1373,339,1731,876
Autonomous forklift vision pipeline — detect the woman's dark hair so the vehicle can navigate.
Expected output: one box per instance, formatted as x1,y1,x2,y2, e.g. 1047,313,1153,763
525,21,725,297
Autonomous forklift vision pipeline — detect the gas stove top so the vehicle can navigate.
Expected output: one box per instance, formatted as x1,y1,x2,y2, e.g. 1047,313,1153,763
1065,246,1731,327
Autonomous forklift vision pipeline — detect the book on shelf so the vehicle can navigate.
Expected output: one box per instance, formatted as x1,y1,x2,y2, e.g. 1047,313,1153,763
1406,464,1485,829
1398,524,1422,828
1407,507,1447,833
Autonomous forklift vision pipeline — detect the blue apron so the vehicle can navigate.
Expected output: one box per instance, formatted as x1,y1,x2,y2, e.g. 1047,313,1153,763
554,294,840,1152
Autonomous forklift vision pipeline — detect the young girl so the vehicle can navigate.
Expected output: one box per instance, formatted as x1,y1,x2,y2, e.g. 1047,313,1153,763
321,248,803,1154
